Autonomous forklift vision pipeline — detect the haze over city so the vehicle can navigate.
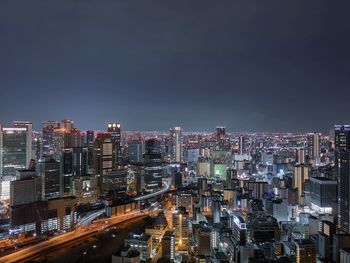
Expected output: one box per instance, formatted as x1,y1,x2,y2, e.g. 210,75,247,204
1,1,349,132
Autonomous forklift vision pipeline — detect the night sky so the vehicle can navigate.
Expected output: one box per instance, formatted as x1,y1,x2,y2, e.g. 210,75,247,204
0,1,349,132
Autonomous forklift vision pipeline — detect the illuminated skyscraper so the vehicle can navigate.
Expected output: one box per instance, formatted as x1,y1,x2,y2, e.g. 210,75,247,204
335,125,350,233
307,132,320,163
239,134,245,155
0,125,32,200
127,140,143,164
172,207,189,248
93,133,115,177
42,121,59,155
169,126,183,163
143,139,162,192
296,148,306,164
38,156,62,200
13,121,33,163
86,130,94,169
293,164,310,204
107,123,122,165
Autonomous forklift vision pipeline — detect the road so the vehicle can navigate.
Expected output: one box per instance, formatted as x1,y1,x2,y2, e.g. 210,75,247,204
0,212,146,263
30,216,151,263
134,180,171,201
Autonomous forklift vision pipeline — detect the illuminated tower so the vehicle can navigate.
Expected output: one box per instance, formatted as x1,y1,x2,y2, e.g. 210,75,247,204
307,133,320,163
293,164,310,204
42,121,59,155
335,125,350,233
172,207,189,248
107,123,122,165
169,126,183,163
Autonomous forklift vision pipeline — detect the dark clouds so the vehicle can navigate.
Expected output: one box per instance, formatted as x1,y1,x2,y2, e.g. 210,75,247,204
0,1,349,132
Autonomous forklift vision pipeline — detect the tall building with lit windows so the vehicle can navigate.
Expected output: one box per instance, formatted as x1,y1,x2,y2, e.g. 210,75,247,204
143,139,162,192
172,207,189,249
307,132,320,163
169,126,183,163
93,133,115,177
293,164,310,204
0,125,32,200
293,239,316,263
42,121,59,155
335,125,350,234
107,123,122,165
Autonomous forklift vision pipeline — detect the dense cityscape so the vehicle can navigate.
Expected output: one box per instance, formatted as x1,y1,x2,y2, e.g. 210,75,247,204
1,0,349,262
0,121,348,262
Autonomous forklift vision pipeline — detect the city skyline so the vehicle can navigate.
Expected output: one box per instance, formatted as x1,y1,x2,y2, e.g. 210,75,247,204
1,1,350,132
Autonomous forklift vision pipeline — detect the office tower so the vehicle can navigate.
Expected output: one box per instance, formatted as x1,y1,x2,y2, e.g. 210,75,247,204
38,156,62,200
296,148,306,164
107,123,122,165
232,215,246,246
169,126,183,162
293,239,316,263
307,132,320,163
10,170,41,206
0,126,31,176
42,121,59,155
310,177,337,213
335,125,350,233
0,126,32,200
239,134,245,155
293,164,310,204
127,140,143,164
172,207,189,248
162,231,175,261
86,130,94,169
216,126,226,140
93,133,116,177
143,139,163,192
13,121,33,163
62,147,88,194
213,200,221,224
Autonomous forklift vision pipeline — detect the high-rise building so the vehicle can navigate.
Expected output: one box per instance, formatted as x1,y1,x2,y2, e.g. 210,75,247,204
127,140,143,164
143,139,163,192
169,127,183,163
13,121,33,163
310,177,337,213
38,156,62,200
172,207,189,248
62,147,88,194
93,133,115,177
239,134,245,155
293,164,310,204
0,126,31,176
335,125,350,234
307,133,320,163
42,121,59,156
296,148,306,164
0,125,32,200
86,130,94,169
162,231,175,261
107,123,122,165
10,170,41,206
